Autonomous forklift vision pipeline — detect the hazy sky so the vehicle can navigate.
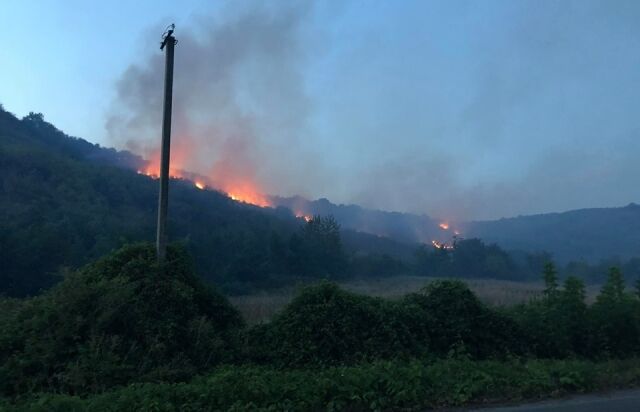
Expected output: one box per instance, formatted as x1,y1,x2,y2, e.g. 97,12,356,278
2,0,640,220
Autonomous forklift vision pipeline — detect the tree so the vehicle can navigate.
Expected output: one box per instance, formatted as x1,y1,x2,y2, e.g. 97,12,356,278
288,215,348,278
542,262,559,298
598,267,625,303
560,276,588,355
590,267,640,356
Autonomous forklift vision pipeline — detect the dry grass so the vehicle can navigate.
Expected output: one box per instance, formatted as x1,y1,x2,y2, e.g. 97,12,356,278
230,276,602,325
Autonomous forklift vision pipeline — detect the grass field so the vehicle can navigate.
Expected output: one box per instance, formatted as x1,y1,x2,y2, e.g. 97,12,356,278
229,276,602,324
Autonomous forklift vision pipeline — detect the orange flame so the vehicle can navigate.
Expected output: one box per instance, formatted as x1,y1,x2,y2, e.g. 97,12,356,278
138,144,272,208
439,222,449,230
431,240,454,250
224,181,271,207
295,212,312,222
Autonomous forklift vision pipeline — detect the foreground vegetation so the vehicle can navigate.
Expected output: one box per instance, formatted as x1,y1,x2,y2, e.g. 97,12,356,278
2,243,640,410
4,358,640,411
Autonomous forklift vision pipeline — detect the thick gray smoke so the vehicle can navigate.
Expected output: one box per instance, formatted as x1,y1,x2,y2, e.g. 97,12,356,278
107,0,640,221
106,2,324,199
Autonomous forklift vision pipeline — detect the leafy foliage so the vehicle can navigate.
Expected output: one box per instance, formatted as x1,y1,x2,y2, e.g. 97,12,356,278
403,280,525,358
589,267,640,357
0,243,243,396
414,238,518,279
2,241,640,410
6,358,640,412
249,282,419,366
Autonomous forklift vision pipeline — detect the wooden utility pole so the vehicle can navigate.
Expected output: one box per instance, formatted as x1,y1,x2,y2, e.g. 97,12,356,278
156,24,177,262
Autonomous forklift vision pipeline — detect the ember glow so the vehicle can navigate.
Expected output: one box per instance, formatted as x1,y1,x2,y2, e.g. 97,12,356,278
223,181,272,207
139,152,272,208
431,240,454,250
226,191,271,207
439,222,449,230
295,212,313,222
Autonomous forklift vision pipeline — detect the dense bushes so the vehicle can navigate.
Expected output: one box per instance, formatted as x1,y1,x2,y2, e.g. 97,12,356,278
6,358,640,412
0,244,243,396
247,280,528,366
3,242,640,409
248,282,419,366
510,265,640,360
402,281,526,358
253,266,640,366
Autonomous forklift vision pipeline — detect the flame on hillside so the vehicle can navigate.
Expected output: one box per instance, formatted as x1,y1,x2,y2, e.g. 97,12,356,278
439,222,449,230
138,151,272,208
225,183,271,207
295,212,313,222
431,240,454,250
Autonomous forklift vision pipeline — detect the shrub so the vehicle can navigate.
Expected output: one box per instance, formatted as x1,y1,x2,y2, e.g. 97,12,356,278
7,358,640,412
0,243,243,397
589,267,640,357
404,280,526,358
252,282,422,366
510,275,589,358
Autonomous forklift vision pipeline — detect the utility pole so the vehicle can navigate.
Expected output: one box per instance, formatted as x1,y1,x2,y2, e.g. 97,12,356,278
156,24,177,263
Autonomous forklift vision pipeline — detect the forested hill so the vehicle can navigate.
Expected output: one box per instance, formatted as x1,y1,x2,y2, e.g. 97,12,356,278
464,205,640,263
273,194,640,264
0,107,416,297
271,196,443,244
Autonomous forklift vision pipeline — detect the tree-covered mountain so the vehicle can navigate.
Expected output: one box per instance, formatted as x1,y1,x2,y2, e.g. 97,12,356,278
3,104,638,298
0,106,416,297
273,195,640,264
271,195,444,244
464,205,640,263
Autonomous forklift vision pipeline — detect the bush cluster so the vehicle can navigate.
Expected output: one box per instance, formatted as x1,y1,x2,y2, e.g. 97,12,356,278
6,358,640,412
248,280,525,366
0,244,243,396
3,243,640,406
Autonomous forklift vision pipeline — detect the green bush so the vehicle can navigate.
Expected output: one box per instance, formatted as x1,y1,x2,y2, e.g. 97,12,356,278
7,358,640,412
251,282,422,366
248,280,526,366
403,280,526,358
589,267,640,357
0,243,243,397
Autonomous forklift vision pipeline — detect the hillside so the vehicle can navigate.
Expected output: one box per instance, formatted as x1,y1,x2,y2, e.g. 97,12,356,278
464,205,640,263
272,194,640,264
0,107,415,297
271,195,446,244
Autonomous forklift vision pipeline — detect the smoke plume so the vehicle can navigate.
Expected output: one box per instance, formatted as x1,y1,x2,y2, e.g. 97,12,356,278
106,2,323,201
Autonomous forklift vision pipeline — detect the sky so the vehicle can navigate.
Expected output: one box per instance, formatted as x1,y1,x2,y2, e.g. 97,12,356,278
2,0,640,220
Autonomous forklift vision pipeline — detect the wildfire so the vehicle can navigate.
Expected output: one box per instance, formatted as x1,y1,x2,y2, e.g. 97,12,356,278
139,153,273,208
296,212,313,222
431,240,454,250
439,222,449,230
225,188,271,207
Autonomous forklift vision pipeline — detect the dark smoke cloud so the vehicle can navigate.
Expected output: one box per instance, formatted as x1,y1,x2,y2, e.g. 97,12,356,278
106,1,325,198
107,0,640,221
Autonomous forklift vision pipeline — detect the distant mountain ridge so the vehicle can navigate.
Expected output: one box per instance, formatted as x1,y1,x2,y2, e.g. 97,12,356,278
271,195,640,263
3,105,638,284
464,204,640,263
270,195,446,244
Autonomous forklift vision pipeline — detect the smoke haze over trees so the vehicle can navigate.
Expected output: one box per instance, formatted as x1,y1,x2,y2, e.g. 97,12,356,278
100,0,640,221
